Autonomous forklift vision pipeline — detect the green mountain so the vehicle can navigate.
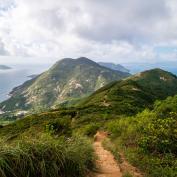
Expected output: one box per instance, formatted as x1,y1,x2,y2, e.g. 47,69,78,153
0,57,130,112
78,68,177,115
98,62,129,73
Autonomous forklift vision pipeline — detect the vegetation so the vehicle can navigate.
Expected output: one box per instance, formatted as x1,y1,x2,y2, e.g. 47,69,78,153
106,96,177,177
0,110,95,177
78,68,177,116
0,68,177,177
0,57,129,112
0,135,94,177
122,172,133,177
102,138,122,163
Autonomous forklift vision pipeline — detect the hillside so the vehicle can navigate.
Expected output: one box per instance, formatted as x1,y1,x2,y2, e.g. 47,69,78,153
105,94,177,177
0,68,177,177
1,68,176,138
0,57,130,112
98,62,129,73
78,68,177,115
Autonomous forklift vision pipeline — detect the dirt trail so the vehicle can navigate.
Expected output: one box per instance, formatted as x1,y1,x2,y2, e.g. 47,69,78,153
93,131,122,177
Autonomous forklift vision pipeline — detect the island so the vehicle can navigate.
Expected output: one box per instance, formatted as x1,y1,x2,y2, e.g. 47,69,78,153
0,65,11,70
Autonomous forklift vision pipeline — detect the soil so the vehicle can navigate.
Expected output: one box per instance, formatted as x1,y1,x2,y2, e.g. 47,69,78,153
93,131,122,177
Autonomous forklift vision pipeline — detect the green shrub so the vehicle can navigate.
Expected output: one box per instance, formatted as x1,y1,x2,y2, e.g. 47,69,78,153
82,123,100,137
139,112,177,154
45,119,71,136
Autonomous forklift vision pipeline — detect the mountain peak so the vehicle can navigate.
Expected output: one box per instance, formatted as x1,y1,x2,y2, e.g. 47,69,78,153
77,57,91,61
134,68,177,80
76,57,98,65
0,57,129,112
54,57,96,66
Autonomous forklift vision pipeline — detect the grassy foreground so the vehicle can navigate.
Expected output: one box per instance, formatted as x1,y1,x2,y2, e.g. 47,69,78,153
0,135,94,177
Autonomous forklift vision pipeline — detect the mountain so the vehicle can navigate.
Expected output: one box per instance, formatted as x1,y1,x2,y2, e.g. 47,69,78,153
98,62,129,73
0,68,176,177
78,68,177,115
0,57,130,112
0,65,11,70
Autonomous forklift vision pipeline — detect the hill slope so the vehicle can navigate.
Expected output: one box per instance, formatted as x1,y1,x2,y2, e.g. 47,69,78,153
78,68,177,115
0,68,176,177
0,57,130,111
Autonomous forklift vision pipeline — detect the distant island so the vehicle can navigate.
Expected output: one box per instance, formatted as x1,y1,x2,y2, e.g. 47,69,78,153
98,62,129,73
0,65,11,70
27,74,38,79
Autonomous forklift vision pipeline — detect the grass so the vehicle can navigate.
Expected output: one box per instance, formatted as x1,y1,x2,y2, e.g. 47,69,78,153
0,135,95,177
0,85,177,177
122,171,133,177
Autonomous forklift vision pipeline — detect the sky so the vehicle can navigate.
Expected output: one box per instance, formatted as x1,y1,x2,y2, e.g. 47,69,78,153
0,0,177,64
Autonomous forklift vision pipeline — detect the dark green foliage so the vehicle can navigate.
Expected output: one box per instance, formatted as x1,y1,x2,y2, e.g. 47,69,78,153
154,95,177,116
45,119,71,136
81,123,100,137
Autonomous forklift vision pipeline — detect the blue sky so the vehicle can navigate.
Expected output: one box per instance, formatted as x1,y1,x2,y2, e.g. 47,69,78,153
0,0,177,64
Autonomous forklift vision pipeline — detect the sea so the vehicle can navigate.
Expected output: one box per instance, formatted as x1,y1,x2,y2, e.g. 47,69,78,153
0,64,51,102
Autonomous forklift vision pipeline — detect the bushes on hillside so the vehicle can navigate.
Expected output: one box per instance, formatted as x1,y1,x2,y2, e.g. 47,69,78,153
45,119,71,136
139,112,177,154
106,96,177,177
82,123,100,137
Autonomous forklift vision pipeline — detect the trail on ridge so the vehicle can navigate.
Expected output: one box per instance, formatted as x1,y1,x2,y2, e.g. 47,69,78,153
93,131,122,177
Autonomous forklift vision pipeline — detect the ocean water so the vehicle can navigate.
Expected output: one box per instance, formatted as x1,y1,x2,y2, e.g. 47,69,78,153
123,62,177,76
0,64,50,102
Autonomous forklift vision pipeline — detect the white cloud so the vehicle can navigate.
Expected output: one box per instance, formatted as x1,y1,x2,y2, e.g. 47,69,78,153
0,0,177,63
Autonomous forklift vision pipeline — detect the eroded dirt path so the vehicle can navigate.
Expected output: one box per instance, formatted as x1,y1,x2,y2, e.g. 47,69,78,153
93,131,122,177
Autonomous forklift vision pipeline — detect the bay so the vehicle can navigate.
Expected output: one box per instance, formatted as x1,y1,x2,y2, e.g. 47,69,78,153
0,64,50,102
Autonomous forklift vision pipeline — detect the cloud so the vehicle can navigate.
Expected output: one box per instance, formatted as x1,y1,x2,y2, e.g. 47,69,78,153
0,0,177,63
0,39,8,55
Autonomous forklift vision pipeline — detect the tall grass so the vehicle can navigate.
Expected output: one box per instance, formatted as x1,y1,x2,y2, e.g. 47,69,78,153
0,135,95,177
